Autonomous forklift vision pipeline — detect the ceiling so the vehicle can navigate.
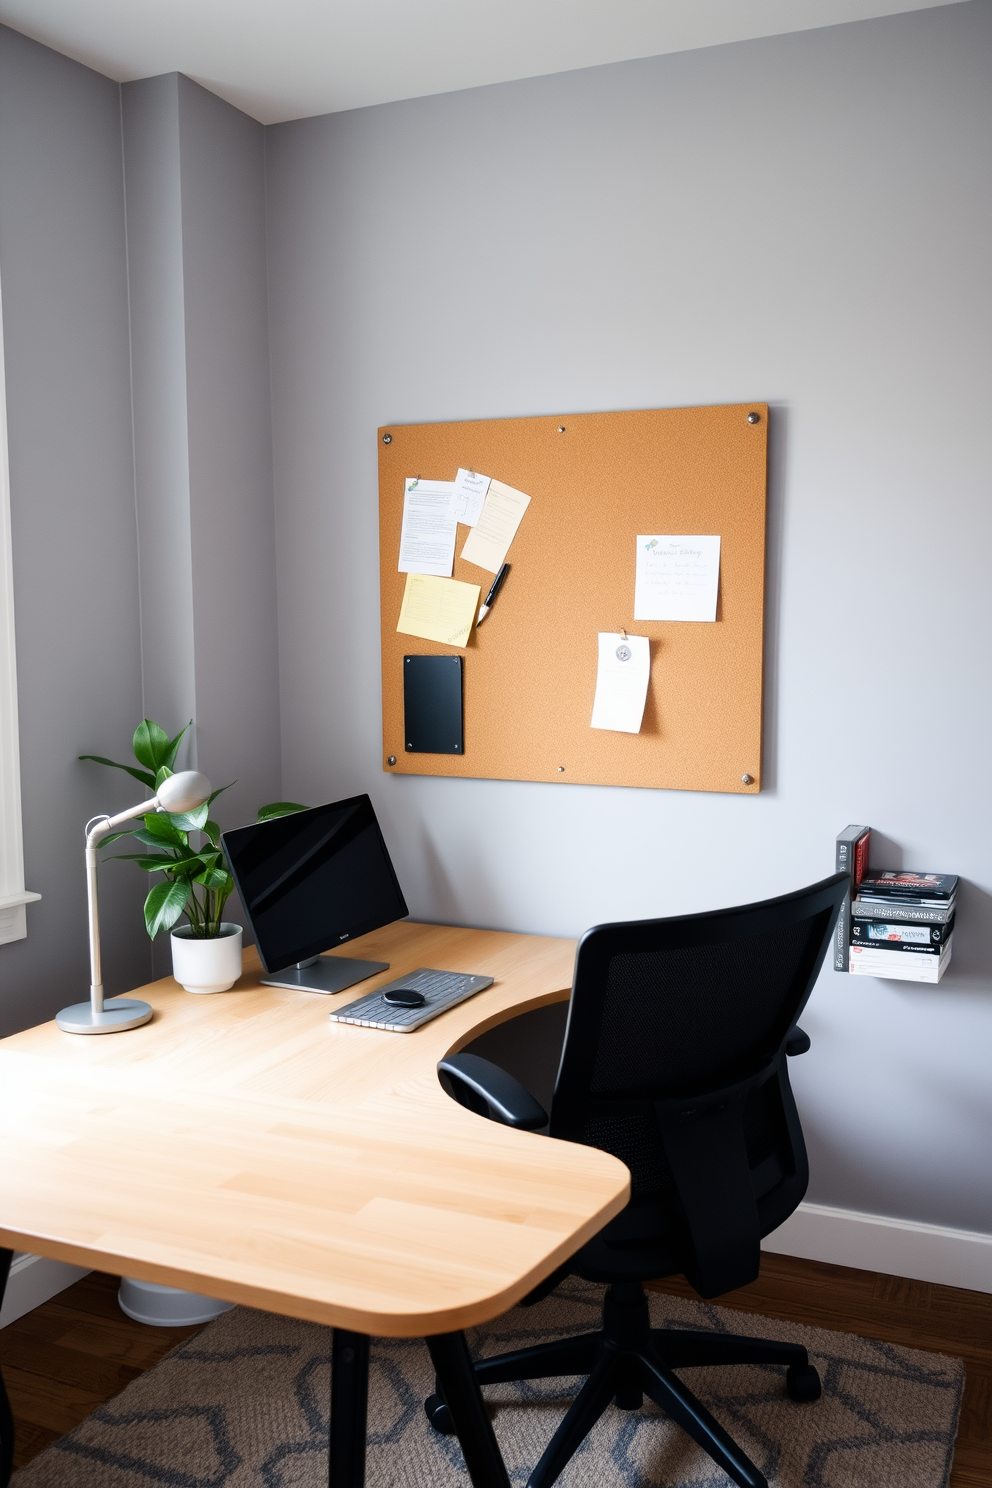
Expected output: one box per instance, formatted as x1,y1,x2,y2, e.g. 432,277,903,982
0,0,966,124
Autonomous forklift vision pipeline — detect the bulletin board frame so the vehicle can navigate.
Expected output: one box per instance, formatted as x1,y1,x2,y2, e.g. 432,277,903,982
379,403,767,794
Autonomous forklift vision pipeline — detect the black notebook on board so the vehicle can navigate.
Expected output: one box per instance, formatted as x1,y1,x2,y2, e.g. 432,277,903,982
403,655,464,755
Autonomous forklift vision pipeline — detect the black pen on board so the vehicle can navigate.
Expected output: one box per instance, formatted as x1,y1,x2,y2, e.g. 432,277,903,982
476,563,510,625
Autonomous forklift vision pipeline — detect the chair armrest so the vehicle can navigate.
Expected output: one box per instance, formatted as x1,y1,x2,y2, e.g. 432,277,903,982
437,1053,549,1130
785,1027,811,1056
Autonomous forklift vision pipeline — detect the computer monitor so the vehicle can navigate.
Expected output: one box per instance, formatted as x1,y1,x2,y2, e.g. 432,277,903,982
223,793,409,994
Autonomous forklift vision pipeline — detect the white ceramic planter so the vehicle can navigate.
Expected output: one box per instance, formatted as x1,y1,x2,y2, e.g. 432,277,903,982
119,1277,234,1326
171,923,243,993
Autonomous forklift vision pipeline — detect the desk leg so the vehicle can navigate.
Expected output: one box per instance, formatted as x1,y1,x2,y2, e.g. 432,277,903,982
427,1332,511,1488
330,1329,369,1488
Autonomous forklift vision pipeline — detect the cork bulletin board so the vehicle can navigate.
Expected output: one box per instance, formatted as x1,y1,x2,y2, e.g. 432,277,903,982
379,403,767,794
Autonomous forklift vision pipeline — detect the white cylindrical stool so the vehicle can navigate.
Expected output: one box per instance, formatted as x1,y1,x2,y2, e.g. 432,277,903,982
118,1277,234,1326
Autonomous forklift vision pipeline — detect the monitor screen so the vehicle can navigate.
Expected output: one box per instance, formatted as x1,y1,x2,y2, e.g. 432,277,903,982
223,794,409,973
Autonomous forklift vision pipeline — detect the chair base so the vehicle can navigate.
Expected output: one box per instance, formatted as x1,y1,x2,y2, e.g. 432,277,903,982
426,1280,820,1488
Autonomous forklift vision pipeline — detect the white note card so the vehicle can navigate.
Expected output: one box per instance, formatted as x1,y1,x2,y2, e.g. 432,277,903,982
590,633,651,734
451,468,492,526
398,479,457,576
634,535,721,622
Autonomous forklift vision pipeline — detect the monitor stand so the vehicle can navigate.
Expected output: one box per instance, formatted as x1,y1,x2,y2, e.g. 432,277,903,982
260,954,389,995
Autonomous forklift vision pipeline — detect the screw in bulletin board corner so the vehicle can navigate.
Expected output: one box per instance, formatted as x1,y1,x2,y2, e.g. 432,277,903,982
741,773,754,786
747,412,760,424
382,432,392,443
387,756,396,766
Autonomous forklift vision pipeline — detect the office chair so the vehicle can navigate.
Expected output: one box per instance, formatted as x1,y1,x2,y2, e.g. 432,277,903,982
433,872,848,1488
0,1247,13,1487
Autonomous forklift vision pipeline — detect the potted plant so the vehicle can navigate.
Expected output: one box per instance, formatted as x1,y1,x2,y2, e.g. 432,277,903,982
81,719,304,992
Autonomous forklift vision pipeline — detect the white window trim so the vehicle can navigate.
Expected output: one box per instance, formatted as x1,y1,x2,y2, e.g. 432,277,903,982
0,268,40,944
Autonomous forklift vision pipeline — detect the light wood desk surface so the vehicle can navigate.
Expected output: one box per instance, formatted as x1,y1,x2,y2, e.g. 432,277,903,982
0,921,629,1338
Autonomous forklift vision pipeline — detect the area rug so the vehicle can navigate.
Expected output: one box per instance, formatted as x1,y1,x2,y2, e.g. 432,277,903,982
13,1277,963,1488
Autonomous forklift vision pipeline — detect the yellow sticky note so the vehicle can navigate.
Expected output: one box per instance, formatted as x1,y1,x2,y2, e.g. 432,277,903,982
396,573,481,649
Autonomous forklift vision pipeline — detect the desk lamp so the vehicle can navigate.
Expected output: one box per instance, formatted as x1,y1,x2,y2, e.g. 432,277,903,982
56,770,212,1035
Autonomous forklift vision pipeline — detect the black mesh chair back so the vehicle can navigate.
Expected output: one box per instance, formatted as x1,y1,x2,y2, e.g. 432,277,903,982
549,872,848,1297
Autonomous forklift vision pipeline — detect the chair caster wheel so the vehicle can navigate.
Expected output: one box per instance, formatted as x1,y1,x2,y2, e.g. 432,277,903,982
425,1392,455,1434
786,1364,821,1402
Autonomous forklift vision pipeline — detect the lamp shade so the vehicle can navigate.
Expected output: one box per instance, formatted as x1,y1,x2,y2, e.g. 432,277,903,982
157,771,212,814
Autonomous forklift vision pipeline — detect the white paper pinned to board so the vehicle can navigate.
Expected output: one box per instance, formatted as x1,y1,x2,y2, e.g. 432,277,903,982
451,468,491,526
398,479,457,576
460,478,530,573
634,535,720,622
590,632,651,734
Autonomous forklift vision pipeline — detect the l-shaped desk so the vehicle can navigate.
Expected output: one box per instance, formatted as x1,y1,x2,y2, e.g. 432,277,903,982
0,920,630,1486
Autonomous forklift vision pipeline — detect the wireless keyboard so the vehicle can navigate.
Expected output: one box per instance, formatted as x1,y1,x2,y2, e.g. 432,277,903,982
327,967,494,1033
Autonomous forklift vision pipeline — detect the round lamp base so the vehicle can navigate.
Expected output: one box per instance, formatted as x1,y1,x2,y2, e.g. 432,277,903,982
56,998,153,1034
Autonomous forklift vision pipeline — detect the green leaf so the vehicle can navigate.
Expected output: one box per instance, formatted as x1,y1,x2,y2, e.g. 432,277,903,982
98,830,141,847
163,722,191,771
129,827,180,850
207,783,235,806
155,764,174,789
167,802,209,833
166,854,213,875
143,878,189,939
132,720,173,771
141,812,188,847
77,755,157,790
203,818,222,847
194,866,231,891
109,852,183,871
256,801,307,822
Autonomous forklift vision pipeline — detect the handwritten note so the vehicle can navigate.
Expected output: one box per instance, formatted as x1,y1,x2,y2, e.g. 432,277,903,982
451,468,491,526
634,535,720,622
590,633,651,734
396,573,481,649
460,478,531,574
398,479,457,576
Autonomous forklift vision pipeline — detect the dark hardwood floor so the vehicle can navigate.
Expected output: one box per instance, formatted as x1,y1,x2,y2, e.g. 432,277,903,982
1,1256,989,1482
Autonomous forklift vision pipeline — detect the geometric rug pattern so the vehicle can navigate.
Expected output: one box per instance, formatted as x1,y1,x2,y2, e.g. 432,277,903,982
12,1277,964,1488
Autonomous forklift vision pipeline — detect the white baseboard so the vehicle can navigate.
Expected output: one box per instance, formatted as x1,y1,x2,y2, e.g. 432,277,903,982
0,1252,91,1329
763,1201,992,1294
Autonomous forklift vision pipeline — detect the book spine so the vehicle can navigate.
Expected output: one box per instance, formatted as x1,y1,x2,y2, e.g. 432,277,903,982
850,916,954,947
851,898,954,925
850,931,950,955
834,825,869,972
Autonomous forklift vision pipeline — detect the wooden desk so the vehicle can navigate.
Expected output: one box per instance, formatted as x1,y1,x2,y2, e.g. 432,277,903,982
0,921,630,1486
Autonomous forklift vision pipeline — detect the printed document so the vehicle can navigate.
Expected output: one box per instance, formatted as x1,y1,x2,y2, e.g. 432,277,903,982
634,535,720,622
461,478,530,573
451,468,491,526
398,479,457,576
590,633,651,734
396,573,481,649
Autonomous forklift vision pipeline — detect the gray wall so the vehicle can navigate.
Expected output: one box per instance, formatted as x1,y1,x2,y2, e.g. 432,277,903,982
265,2,992,1234
123,72,281,853
0,25,149,1031
0,44,282,1028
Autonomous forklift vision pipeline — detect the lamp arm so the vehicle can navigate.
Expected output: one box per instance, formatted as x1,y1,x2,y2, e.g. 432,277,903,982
85,796,161,849
84,796,160,1009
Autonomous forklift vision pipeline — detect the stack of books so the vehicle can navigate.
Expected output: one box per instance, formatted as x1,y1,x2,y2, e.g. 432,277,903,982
849,872,957,983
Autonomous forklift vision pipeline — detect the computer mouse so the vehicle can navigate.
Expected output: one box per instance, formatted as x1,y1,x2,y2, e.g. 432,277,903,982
383,989,426,1008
